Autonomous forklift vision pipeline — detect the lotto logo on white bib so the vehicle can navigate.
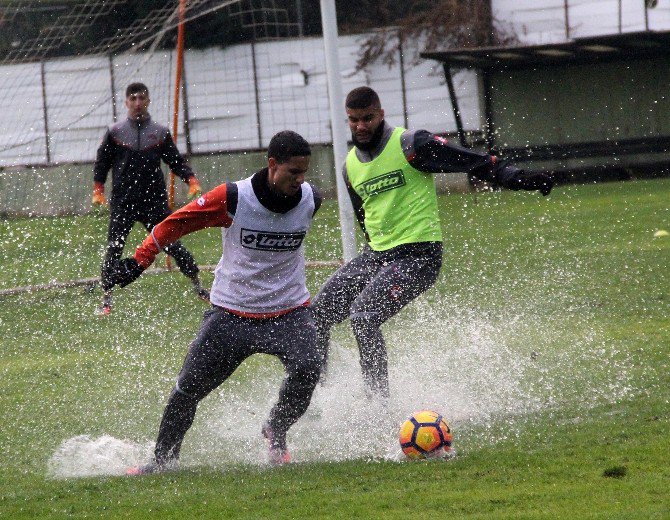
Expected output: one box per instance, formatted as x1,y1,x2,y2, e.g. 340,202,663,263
240,228,306,251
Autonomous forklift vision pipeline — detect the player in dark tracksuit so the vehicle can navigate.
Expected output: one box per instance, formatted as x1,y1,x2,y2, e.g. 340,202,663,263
110,131,323,472
92,82,207,315
311,86,554,400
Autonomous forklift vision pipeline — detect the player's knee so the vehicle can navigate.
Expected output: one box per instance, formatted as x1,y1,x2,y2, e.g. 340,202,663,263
293,356,322,387
310,301,336,331
171,380,203,403
106,236,126,252
425,259,442,287
314,320,333,349
350,312,382,336
167,247,198,278
311,287,354,328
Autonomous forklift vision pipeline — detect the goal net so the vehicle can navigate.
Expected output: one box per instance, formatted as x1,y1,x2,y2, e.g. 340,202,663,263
0,0,365,216
0,0,336,166
0,0,462,222
0,0,260,167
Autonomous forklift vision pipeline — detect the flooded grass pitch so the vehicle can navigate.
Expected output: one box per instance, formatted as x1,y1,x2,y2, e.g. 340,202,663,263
45,295,640,478
0,181,666,490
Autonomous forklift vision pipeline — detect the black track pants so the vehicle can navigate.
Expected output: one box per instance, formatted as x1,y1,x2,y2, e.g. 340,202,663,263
153,306,321,463
100,205,198,291
311,242,442,398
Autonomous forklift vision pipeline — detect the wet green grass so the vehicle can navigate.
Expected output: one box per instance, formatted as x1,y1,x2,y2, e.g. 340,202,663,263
0,178,669,518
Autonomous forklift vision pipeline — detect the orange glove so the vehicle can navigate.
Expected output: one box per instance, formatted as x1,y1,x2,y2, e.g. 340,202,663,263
92,182,107,206
187,176,202,200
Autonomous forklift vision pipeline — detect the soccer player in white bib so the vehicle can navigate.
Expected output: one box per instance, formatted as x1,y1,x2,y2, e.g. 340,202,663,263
111,130,323,472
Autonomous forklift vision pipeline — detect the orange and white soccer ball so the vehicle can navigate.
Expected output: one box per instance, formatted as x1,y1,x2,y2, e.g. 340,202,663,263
399,410,453,459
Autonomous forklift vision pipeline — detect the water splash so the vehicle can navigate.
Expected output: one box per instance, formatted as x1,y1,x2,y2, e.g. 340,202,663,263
47,302,637,477
47,435,153,478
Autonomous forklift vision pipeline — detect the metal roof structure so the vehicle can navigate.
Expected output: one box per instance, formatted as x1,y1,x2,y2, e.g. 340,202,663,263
420,30,670,171
421,30,670,70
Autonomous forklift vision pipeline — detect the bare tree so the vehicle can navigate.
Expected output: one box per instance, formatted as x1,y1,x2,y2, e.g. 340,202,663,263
348,0,517,71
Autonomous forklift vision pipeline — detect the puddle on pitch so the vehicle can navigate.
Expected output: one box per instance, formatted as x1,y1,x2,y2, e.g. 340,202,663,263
47,302,637,478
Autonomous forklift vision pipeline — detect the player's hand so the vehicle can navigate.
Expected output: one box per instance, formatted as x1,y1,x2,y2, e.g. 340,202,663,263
92,182,108,212
92,192,107,206
519,171,553,196
187,176,202,200
91,192,109,216
112,258,145,288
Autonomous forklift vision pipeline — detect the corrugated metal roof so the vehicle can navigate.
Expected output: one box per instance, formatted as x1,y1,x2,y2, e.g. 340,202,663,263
421,30,670,69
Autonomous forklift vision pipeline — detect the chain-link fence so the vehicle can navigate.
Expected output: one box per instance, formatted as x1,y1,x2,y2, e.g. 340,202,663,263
0,33,481,216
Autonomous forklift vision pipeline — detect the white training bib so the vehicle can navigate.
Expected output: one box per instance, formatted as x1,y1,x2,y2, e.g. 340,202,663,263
209,176,314,314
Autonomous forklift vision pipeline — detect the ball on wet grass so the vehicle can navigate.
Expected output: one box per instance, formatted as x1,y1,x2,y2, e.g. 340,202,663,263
653,229,669,238
399,410,453,460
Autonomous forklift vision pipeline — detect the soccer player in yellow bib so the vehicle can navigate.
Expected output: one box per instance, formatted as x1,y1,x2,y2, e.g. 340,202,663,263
311,86,553,400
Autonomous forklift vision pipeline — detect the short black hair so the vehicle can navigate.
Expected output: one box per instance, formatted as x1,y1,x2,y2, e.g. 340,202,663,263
267,130,311,163
126,82,149,98
345,86,381,109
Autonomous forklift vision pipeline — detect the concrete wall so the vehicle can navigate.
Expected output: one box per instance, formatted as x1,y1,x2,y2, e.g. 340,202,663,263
0,33,480,168
0,31,480,216
0,144,470,217
492,0,670,44
488,55,670,171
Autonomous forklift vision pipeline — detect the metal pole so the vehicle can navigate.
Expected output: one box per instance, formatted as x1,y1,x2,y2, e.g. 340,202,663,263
40,61,51,164
443,63,467,148
319,0,357,262
166,0,187,272
295,0,304,37
482,69,495,153
251,40,263,148
109,54,118,122
169,0,186,213
644,0,649,30
398,30,409,129
181,52,193,156
564,0,570,39
445,63,475,201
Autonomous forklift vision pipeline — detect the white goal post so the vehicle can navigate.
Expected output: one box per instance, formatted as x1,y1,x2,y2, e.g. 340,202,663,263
319,0,357,262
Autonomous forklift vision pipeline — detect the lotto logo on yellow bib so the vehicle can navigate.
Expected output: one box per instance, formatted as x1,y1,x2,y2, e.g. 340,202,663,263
355,170,406,198
399,410,453,460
